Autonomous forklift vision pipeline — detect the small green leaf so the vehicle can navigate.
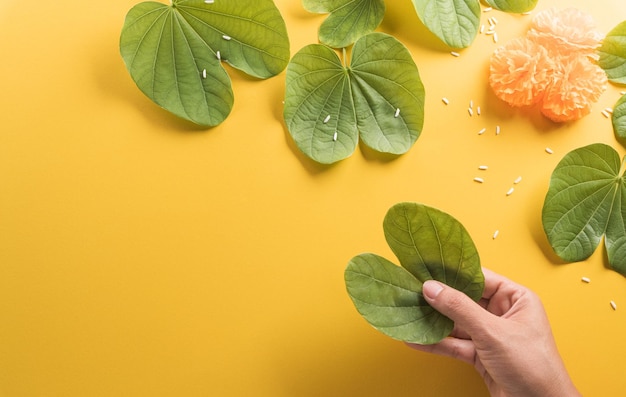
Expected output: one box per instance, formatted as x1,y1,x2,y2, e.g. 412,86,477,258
345,254,447,344
350,33,425,153
283,44,358,164
120,0,290,126
345,202,484,344
482,0,537,13
302,0,386,48
613,94,626,146
283,33,425,164
411,0,481,49
542,144,626,276
599,21,626,85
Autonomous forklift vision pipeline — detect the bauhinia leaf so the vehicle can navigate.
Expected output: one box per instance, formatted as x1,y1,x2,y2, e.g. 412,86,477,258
302,0,386,48
542,144,626,276
345,202,484,344
482,0,537,13
598,20,626,85
283,32,425,164
613,94,626,146
350,33,425,153
120,0,290,126
411,0,481,49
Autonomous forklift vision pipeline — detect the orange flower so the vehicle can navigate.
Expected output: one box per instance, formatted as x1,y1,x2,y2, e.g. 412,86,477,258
540,54,608,122
528,7,604,58
488,7,607,123
489,37,554,107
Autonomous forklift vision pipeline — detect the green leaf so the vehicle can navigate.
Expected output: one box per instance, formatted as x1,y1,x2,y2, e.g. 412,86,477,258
120,0,290,126
482,0,537,13
283,44,358,164
350,33,425,153
283,33,425,164
598,21,626,85
302,0,386,48
345,202,484,344
411,0,481,49
345,254,447,344
613,94,626,146
542,144,626,276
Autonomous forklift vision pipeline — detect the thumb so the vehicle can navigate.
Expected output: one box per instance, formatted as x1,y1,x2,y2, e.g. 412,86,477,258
422,280,490,336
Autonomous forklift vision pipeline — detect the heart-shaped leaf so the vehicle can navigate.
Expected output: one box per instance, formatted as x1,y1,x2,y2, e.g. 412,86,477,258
302,0,386,48
345,202,484,344
411,0,481,49
542,143,626,276
283,32,425,164
613,94,626,146
598,21,626,85
482,0,537,13
120,0,290,126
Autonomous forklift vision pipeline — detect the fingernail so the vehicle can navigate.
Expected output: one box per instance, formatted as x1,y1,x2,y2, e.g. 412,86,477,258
422,280,444,299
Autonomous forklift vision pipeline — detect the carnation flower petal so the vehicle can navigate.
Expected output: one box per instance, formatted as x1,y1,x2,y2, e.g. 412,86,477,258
528,7,603,58
540,54,608,122
489,37,554,107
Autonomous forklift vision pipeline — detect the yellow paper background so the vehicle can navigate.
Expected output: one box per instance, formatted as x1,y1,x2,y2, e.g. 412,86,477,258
1,0,626,395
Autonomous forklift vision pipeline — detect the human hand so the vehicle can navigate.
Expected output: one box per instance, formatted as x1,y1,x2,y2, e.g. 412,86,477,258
407,268,580,397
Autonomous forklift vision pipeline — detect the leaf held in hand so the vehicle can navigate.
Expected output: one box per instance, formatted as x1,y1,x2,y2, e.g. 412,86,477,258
120,0,290,126
411,0,481,49
542,143,626,276
302,0,386,48
283,33,425,164
345,202,484,344
598,21,626,85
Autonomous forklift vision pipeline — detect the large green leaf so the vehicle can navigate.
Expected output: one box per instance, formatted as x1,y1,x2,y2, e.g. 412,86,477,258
302,0,386,48
598,21,626,85
120,0,290,126
613,94,626,146
542,144,626,276
345,202,484,344
283,33,425,164
482,0,537,13
411,0,481,49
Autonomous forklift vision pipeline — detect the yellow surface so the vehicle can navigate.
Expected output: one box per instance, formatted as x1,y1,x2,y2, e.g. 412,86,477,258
2,0,626,396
